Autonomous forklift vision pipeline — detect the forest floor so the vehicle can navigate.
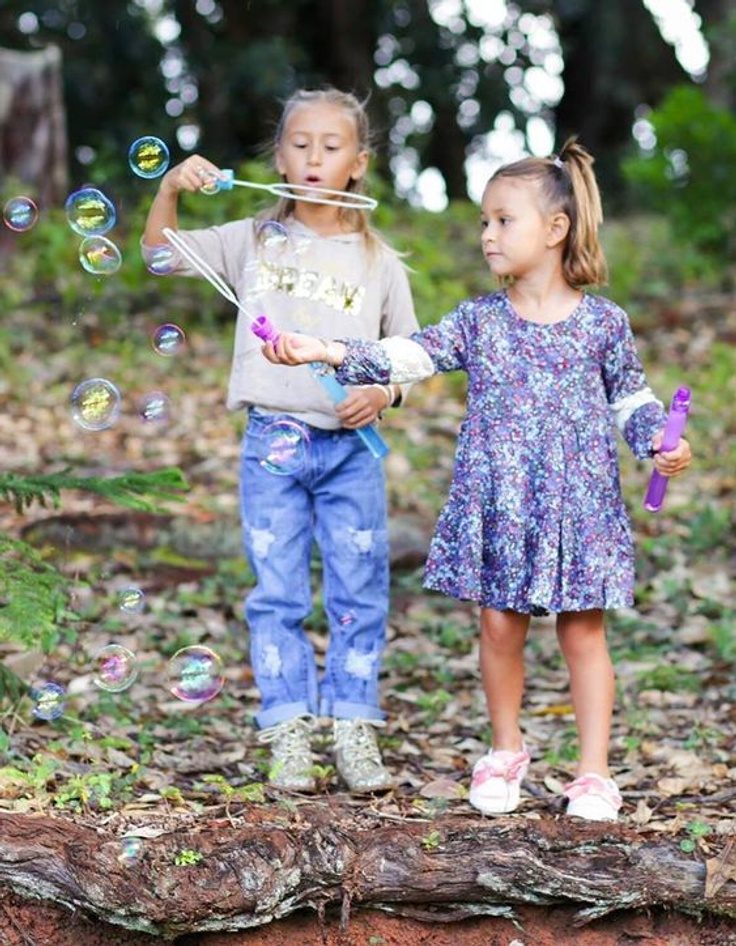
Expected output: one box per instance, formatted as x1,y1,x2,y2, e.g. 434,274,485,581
0,289,735,945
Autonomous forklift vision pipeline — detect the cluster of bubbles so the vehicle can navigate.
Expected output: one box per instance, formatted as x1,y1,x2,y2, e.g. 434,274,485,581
10,134,272,727
29,583,225,720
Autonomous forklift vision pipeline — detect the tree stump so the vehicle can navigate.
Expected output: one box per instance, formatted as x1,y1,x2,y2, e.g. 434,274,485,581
0,808,734,940
0,44,68,240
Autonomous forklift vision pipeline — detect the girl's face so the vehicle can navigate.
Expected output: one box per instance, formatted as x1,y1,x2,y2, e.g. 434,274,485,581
275,101,369,197
480,176,558,280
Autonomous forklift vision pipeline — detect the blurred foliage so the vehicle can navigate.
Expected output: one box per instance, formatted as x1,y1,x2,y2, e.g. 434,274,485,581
0,0,713,204
622,85,736,277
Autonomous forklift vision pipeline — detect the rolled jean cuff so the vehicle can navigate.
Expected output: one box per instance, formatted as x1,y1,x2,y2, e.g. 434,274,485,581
322,699,386,722
256,700,314,730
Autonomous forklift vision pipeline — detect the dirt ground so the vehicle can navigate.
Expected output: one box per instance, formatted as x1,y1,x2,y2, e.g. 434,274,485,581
1,890,735,946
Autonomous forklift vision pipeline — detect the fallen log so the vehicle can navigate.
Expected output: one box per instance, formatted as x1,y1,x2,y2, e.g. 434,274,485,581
0,807,733,940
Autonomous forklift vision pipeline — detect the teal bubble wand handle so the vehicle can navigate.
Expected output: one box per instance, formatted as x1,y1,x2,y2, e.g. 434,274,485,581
251,315,389,460
203,169,378,211
643,386,691,512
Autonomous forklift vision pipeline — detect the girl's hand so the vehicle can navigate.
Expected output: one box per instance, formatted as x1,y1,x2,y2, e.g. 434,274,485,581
262,333,345,366
651,434,692,477
337,386,386,429
159,154,223,195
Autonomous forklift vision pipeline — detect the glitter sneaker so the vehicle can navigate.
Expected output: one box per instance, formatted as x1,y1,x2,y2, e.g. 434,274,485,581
564,773,622,821
257,715,317,792
469,746,531,815
333,718,395,793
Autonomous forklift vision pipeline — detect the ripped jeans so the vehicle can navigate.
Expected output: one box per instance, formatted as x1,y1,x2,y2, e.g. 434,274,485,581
240,410,389,728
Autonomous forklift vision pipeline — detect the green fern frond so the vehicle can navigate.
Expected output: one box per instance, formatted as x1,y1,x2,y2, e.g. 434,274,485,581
0,467,189,514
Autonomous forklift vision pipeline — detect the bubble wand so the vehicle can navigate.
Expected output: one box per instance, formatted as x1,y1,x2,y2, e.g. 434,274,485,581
643,386,691,513
250,315,389,460
161,229,389,460
200,169,378,211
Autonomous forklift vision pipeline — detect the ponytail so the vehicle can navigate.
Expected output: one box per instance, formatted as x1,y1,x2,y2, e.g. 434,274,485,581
489,136,608,288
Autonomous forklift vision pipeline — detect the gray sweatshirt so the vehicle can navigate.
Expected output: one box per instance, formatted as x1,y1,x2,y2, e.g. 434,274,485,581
162,217,419,429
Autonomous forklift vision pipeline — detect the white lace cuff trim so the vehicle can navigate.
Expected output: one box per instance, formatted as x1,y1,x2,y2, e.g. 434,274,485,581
609,386,662,431
380,338,436,383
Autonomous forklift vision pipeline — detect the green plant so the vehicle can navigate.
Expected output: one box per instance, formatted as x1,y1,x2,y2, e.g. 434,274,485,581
174,848,204,866
0,467,189,699
421,829,442,851
679,819,713,854
622,85,736,272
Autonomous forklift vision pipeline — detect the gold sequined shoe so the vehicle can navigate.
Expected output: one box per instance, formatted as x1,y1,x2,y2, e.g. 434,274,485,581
333,718,395,793
257,715,317,791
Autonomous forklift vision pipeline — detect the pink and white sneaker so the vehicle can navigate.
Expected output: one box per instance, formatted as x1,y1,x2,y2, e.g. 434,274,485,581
469,746,531,815
564,773,622,821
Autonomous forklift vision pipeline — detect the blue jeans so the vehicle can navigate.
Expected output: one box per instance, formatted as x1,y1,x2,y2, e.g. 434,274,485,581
240,410,389,728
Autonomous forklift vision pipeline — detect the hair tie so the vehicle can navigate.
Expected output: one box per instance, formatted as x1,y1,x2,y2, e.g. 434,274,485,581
551,155,564,169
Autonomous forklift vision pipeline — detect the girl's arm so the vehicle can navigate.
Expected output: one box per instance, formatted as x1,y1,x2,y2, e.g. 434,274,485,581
265,333,437,385
265,300,472,383
143,154,222,246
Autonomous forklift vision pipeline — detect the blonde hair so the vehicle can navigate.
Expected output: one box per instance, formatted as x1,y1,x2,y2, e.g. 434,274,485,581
489,136,608,288
257,87,384,256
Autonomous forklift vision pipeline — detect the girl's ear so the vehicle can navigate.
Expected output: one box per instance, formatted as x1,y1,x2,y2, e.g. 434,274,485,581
547,212,570,248
350,149,370,183
275,145,286,177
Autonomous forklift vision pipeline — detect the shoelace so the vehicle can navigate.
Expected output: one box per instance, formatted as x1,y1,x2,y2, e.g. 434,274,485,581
258,717,315,760
335,722,382,768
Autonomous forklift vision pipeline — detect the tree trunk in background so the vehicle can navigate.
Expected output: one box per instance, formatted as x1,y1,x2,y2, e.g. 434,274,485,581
0,45,68,213
696,0,736,111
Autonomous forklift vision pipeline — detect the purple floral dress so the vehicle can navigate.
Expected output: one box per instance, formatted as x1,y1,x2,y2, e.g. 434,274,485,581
336,290,667,614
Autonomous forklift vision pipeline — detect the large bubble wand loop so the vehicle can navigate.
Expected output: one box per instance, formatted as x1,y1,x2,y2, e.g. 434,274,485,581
161,229,389,461
643,385,691,513
201,169,378,211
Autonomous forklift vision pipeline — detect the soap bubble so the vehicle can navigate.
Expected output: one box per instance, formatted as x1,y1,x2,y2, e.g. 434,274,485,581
138,391,170,424
118,586,145,613
167,646,224,702
65,187,116,236
31,682,66,721
128,136,170,179
3,195,39,232
118,837,143,866
70,377,122,431
79,235,122,275
142,243,177,275
258,419,310,475
93,644,138,693
152,323,186,356
256,219,290,259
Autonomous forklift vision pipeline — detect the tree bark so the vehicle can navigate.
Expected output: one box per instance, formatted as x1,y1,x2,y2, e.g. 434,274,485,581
0,45,68,209
0,809,733,940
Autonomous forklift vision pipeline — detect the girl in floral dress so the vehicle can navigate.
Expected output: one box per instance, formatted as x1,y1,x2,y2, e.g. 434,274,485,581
262,138,692,820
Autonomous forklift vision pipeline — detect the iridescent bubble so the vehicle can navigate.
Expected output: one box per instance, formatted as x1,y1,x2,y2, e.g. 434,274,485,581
128,136,170,179
70,377,122,431
152,323,186,356
118,586,145,613
65,187,116,236
142,243,177,275
258,419,310,475
256,219,290,258
93,644,138,693
118,837,143,866
3,195,39,232
79,235,122,275
138,391,170,424
167,646,224,702
31,682,66,721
